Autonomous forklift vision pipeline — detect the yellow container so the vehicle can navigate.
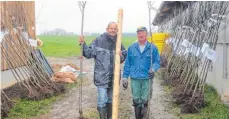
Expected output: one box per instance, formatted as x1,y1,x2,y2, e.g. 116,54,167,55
147,37,153,43
148,33,170,43
155,42,164,46
148,33,170,54
153,33,167,43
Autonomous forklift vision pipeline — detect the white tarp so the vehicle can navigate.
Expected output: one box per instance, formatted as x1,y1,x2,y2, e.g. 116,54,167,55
59,65,77,72
59,65,87,76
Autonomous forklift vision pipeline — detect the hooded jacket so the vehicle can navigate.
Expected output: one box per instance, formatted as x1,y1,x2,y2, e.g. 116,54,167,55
82,33,127,88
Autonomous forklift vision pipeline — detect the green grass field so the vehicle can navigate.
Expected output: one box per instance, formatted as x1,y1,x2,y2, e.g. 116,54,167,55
38,35,137,57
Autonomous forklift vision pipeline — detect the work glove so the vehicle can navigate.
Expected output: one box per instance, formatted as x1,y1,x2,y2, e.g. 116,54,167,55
148,69,155,79
122,78,128,89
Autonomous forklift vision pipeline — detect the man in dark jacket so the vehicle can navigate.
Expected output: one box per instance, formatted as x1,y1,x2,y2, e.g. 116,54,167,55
79,22,127,119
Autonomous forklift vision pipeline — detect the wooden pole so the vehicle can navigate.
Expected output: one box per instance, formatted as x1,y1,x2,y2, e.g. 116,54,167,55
112,9,123,119
26,1,36,39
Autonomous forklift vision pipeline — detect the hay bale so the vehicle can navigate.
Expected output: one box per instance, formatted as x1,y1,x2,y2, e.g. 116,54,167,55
51,72,77,83
51,64,63,72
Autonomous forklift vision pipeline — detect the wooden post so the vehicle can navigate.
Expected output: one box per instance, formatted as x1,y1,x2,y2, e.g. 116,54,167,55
112,9,123,119
25,1,36,39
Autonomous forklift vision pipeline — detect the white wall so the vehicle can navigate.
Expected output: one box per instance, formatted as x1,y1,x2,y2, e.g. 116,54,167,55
206,14,229,103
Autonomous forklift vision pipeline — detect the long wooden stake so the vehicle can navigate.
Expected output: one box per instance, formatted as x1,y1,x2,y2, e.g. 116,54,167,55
112,9,123,119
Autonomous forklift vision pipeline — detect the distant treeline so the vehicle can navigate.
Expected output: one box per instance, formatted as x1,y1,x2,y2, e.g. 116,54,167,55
40,28,137,36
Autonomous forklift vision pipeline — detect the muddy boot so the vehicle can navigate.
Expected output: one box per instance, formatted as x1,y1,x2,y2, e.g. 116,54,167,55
133,100,141,119
97,107,107,119
141,102,149,119
106,103,112,119
134,106,141,119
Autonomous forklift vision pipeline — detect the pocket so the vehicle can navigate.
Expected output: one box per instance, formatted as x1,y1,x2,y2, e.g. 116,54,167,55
130,54,137,65
96,50,105,66
145,54,151,61
132,54,137,58
95,47,110,70
94,70,109,85
96,48,106,55
143,55,151,71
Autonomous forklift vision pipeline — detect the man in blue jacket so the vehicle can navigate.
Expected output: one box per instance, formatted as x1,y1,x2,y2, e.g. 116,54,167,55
122,26,160,119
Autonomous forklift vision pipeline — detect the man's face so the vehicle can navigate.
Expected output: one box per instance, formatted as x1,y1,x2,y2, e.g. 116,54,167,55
137,31,147,42
106,23,118,37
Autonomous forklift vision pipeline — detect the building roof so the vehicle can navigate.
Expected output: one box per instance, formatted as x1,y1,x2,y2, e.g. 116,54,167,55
152,1,193,25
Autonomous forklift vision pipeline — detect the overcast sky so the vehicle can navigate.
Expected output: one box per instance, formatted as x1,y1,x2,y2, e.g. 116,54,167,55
35,0,162,35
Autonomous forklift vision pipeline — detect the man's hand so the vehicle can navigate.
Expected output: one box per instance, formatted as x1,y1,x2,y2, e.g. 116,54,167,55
148,70,155,79
119,51,122,57
78,56,84,62
122,78,128,89
79,36,84,45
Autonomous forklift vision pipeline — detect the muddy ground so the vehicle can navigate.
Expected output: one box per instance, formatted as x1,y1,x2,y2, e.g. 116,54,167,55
32,57,177,119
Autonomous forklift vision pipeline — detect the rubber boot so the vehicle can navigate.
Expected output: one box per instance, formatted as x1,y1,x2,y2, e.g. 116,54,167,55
97,107,107,119
141,102,149,119
106,103,112,119
133,100,141,119
134,106,142,119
